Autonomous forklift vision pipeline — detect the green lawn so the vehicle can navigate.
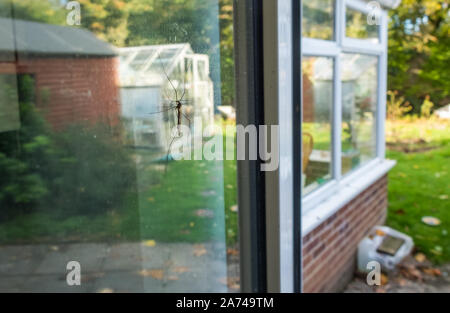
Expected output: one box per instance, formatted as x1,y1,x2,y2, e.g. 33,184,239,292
1,118,448,266
0,123,239,245
385,119,450,264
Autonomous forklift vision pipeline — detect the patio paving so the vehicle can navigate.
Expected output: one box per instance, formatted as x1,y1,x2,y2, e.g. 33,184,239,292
0,242,230,293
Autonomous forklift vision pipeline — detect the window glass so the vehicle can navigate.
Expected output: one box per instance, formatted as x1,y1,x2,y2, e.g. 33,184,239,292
302,56,333,195
345,7,379,42
0,0,238,292
341,53,378,175
302,0,334,40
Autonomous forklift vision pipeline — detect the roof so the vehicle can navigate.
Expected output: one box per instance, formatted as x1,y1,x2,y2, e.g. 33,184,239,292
119,44,194,87
0,18,117,57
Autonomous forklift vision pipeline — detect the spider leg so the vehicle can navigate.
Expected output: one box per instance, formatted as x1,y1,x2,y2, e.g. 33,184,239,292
165,136,176,174
148,106,176,115
158,53,178,100
180,58,192,101
181,111,191,129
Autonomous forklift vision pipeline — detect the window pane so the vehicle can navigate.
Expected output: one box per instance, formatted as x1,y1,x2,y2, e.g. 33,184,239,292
302,0,334,40
0,0,238,292
302,56,333,195
345,7,379,42
341,54,378,175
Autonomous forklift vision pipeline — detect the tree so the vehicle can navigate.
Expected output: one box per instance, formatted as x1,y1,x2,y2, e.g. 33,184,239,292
388,0,450,113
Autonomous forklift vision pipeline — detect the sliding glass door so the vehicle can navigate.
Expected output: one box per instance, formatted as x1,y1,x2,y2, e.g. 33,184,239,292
0,0,240,293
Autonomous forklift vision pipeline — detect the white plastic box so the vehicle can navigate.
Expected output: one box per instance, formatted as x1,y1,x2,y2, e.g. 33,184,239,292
357,225,414,272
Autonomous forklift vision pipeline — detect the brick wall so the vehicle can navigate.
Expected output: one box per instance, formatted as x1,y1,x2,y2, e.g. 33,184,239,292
0,56,120,129
302,175,388,292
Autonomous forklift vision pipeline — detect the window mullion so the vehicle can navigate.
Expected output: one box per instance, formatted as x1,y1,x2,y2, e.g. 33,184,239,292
377,12,388,158
333,54,342,181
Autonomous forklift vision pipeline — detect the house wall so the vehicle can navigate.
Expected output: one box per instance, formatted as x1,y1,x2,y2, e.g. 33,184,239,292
302,175,388,292
0,56,120,129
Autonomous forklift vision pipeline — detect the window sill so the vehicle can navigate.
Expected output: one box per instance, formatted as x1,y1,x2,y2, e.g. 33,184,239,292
302,158,396,236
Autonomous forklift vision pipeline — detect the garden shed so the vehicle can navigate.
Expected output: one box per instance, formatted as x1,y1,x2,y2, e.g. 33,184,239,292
0,17,119,130
118,44,214,149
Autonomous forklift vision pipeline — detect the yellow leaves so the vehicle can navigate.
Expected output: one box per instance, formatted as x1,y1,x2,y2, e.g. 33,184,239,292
172,266,190,274
138,269,164,280
227,248,239,256
414,253,427,263
147,197,155,202
218,277,240,290
193,244,207,257
380,273,389,286
142,239,156,247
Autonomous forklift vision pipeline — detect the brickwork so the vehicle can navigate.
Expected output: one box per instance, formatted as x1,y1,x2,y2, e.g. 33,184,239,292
0,56,120,129
302,175,388,292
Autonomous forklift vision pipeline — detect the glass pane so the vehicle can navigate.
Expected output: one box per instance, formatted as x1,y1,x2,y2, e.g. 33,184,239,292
0,0,239,292
302,0,334,40
302,56,333,195
341,53,378,175
345,7,379,42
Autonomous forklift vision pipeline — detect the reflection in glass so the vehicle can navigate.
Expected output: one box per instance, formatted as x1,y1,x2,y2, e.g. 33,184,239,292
341,53,378,175
302,57,333,195
302,0,334,40
0,0,238,293
345,7,379,42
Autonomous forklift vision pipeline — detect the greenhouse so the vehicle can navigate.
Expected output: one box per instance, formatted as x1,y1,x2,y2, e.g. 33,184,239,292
118,44,214,150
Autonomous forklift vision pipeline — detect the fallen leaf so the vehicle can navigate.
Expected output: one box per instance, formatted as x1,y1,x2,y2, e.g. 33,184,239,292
396,278,407,286
193,244,207,257
147,197,155,202
394,209,405,215
414,253,427,263
167,275,179,281
399,265,423,281
380,273,389,285
230,205,238,213
433,268,442,276
375,229,386,237
421,268,435,276
227,248,239,256
172,266,190,274
97,288,114,293
438,195,448,200
189,222,195,227
142,240,156,247
138,269,164,280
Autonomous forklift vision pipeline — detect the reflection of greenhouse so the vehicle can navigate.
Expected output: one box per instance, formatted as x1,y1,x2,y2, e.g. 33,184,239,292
118,44,214,149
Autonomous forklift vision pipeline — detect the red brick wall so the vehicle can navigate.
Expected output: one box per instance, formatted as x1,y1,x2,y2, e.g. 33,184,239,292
302,175,388,292
0,56,119,129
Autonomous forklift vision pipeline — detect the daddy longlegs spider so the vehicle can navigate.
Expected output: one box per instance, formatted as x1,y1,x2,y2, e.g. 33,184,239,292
149,53,192,169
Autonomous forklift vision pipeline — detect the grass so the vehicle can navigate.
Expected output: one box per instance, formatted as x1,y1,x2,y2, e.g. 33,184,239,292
0,121,239,245
1,116,448,266
385,118,450,264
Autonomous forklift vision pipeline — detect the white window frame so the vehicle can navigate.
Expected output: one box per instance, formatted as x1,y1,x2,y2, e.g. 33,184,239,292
301,0,389,214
